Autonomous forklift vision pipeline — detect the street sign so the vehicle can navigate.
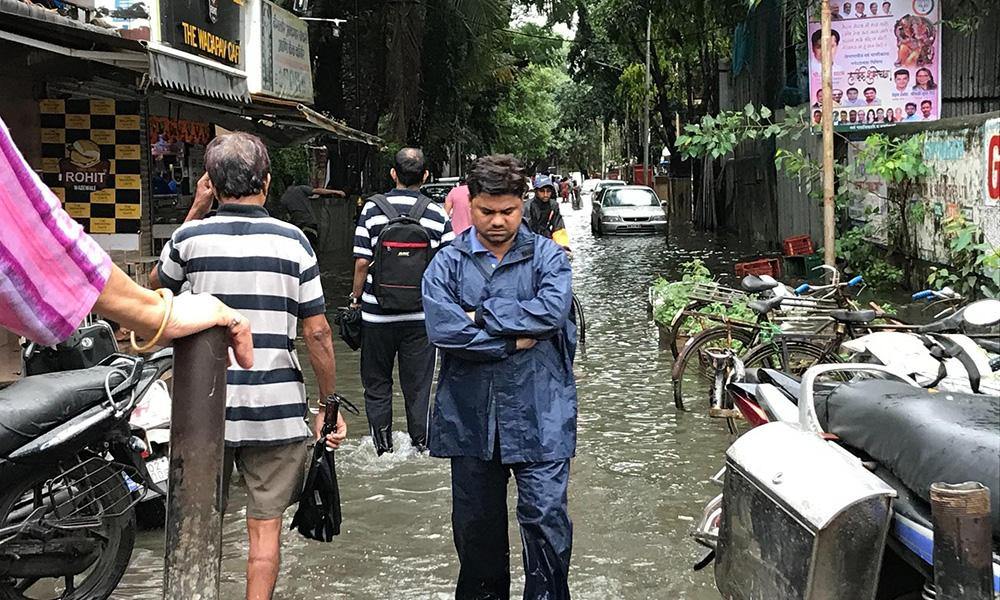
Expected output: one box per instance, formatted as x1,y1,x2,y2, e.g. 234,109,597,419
985,118,1000,207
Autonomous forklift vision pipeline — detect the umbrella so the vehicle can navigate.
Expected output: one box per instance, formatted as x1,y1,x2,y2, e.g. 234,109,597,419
291,393,359,542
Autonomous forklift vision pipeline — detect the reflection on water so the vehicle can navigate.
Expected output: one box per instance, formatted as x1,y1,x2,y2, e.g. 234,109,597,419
119,204,758,599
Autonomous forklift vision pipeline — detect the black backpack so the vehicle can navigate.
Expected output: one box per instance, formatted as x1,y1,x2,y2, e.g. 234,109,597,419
370,194,435,312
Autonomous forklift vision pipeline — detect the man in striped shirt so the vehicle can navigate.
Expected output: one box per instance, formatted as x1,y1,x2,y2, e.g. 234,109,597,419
352,148,454,455
151,132,344,600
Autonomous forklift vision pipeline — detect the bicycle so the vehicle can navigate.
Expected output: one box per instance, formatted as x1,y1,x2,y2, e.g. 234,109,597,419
738,286,976,378
671,272,865,410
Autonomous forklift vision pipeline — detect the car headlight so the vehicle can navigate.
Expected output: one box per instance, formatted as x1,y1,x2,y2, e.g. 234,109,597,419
602,215,622,222
650,214,667,222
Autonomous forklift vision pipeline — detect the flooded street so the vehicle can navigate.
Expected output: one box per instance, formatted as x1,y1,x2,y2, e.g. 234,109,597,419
120,204,758,599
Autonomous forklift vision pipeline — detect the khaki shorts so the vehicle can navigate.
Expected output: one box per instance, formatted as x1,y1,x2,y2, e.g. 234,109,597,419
222,439,309,520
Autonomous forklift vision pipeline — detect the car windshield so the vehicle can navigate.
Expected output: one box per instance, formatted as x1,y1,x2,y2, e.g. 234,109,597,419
422,186,450,202
602,189,659,207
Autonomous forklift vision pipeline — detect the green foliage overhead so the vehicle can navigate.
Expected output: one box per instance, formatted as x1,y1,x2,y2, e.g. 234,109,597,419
494,65,565,161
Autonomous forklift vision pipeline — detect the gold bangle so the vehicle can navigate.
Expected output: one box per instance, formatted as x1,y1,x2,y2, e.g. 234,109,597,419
131,289,174,352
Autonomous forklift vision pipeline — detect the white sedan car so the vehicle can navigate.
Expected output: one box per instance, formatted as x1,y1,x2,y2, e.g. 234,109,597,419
591,186,667,235
580,179,624,205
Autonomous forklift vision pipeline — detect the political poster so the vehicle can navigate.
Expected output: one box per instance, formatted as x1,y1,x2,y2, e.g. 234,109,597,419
808,0,940,132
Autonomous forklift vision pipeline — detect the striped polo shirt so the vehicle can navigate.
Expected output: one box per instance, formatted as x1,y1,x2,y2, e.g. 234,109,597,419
352,189,454,326
157,203,325,447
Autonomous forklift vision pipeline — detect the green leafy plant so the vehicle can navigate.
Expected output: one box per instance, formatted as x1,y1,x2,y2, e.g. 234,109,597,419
928,214,1000,298
832,225,904,291
650,260,764,337
651,259,714,326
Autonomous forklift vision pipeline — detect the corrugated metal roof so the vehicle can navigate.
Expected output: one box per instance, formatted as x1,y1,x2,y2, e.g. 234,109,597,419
298,105,384,147
0,0,123,38
148,47,251,104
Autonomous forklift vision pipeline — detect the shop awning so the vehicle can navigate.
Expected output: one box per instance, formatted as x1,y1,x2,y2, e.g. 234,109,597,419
147,44,251,105
296,105,384,148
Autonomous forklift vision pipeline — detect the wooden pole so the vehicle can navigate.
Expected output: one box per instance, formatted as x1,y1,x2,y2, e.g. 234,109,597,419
600,118,606,179
820,0,836,268
643,9,652,187
163,327,229,600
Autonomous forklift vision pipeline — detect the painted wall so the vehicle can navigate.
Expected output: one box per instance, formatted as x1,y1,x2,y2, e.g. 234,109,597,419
848,112,1000,266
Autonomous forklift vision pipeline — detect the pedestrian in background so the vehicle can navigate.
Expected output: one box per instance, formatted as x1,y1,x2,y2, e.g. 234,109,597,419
526,175,571,250
422,154,577,599
351,148,454,454
444,178,472,235
151,132,345,600
278,182,346,248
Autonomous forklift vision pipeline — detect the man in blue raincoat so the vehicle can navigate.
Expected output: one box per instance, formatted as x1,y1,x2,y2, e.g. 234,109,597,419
422,154,577,600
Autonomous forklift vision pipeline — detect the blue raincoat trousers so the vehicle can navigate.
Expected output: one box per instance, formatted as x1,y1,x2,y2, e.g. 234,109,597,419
422,225,577,600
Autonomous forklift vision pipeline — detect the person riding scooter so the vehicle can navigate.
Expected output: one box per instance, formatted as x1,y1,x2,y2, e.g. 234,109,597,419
527,175,571,250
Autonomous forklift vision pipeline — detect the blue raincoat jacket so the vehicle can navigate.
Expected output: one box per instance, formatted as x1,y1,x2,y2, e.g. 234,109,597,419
422,225,577,463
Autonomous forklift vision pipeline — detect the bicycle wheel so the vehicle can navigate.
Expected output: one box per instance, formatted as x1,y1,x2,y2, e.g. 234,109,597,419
665,300,712,360
741,338,839,378
671,326,755,410
571,293,586,344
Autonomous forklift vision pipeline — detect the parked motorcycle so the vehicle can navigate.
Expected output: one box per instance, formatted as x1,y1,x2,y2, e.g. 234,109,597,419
693,357,1000,598
20,319,172,527
0,352,172,599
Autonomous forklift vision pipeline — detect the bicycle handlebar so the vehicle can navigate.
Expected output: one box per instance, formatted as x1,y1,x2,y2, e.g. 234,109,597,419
912,287,961,302
794,275,863,296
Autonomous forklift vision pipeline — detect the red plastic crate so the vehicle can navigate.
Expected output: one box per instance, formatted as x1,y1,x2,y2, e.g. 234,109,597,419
735,258,782,278
783,235,814,257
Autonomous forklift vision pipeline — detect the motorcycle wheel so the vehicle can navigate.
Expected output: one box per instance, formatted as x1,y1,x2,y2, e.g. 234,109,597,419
0,463,136,600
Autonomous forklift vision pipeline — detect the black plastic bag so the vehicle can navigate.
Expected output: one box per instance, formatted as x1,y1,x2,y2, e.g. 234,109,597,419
334,306,362,351
291,394,359,542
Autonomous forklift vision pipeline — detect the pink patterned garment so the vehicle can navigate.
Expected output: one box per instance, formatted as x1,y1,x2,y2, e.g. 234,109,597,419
0,116,112,345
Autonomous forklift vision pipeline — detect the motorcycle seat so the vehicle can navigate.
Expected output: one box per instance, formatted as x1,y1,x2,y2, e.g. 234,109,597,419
741,275,779,294
820,380,1000,537
830,309,877,324
0,367,123,457
749,296,783,316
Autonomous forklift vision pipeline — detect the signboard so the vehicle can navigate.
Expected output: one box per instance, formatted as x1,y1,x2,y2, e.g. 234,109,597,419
39,99,142,247
154,0,245,68
247,0,314,103
986,118,1000,207
808,0,940,132
148,116,213,146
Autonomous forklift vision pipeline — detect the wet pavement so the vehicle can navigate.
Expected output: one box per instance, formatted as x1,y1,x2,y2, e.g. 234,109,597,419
119,201,760,599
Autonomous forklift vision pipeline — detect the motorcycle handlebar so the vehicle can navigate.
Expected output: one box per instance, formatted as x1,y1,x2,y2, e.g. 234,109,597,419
912,290,936,301
847,275,864,287
794,283,811,295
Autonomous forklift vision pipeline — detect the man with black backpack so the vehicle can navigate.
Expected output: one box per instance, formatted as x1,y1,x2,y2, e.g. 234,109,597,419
351,148,454,455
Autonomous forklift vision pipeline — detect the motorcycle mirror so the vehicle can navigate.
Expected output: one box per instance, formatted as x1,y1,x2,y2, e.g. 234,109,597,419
962,299,1000,327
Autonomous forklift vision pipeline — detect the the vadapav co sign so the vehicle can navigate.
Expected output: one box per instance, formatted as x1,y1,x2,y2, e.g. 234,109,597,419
155,0,245,68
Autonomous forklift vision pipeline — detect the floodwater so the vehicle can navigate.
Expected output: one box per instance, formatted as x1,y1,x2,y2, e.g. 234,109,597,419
119,201,759,599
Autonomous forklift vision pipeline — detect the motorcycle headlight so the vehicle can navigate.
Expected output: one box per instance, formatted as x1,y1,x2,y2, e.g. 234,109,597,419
603,215,623,222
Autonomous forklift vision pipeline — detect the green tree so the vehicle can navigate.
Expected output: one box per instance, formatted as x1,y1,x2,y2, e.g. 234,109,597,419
494,65,564,163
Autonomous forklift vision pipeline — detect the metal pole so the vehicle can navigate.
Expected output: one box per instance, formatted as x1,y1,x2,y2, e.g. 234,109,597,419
600,119,606,179
643,8,652,187
820,0,836,268
163,327,229,600
930,481,993,600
